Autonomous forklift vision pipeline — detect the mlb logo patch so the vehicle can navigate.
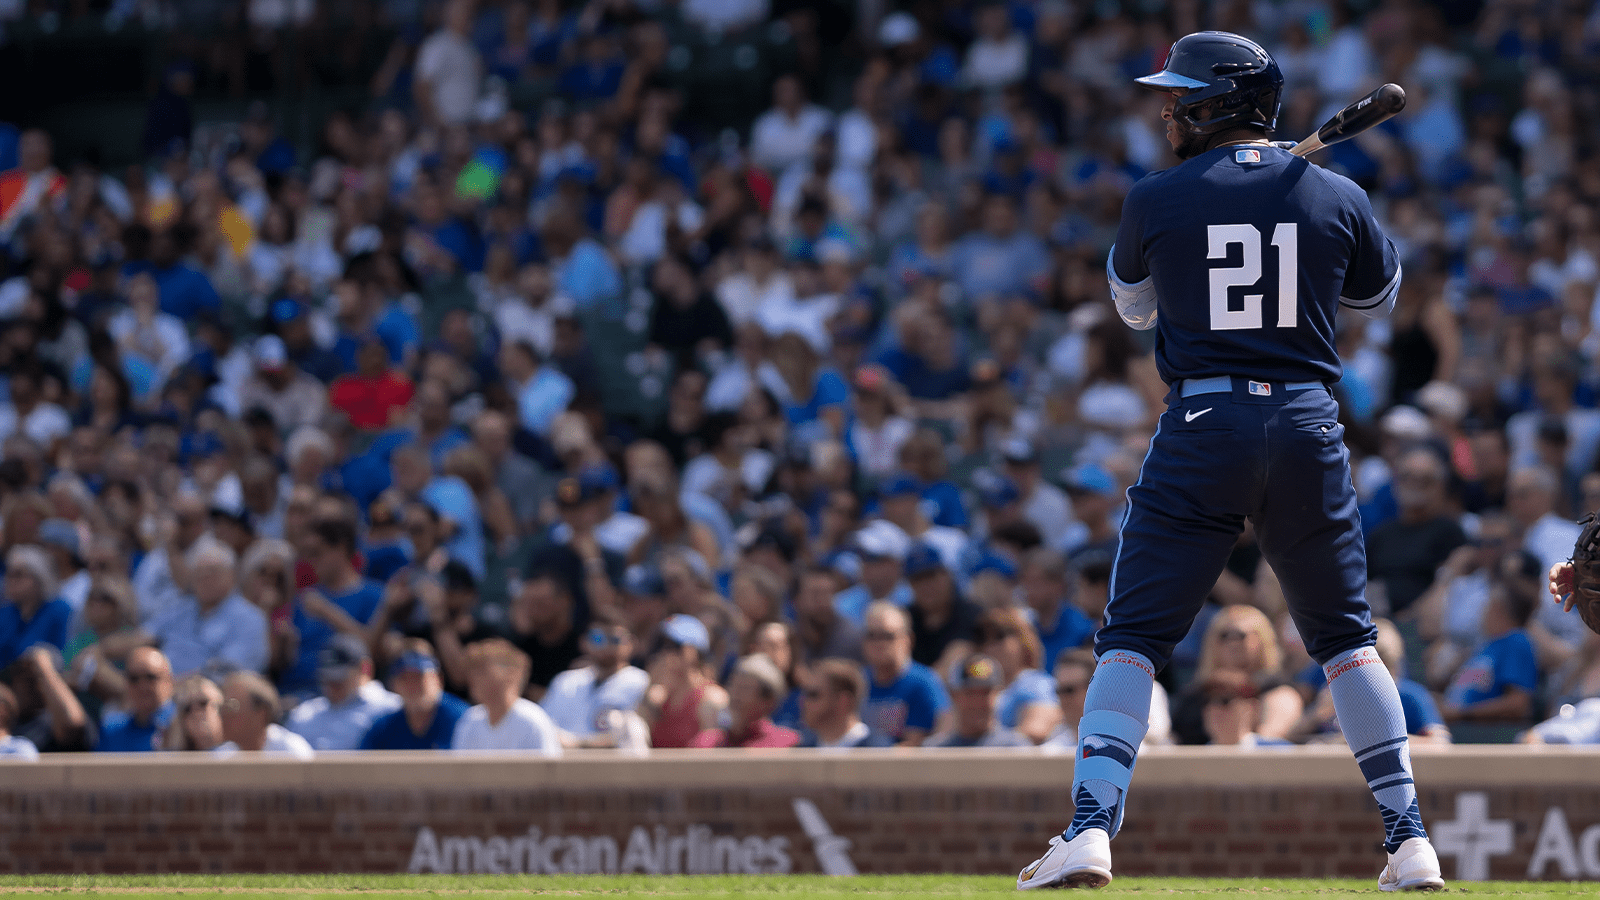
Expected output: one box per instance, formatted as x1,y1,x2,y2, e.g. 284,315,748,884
1248,380,1272,396
1235,148,1261,164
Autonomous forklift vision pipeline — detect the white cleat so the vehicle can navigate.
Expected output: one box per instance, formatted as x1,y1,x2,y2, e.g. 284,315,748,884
1017,828,1113,890
1378,837,1446,892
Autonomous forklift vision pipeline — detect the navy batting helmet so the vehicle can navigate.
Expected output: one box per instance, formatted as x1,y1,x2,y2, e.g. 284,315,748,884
1135,31,1283,136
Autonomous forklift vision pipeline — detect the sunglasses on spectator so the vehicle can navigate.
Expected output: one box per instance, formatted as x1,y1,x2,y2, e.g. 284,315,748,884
864,630,900,642
183,698,218,715
1216,629,1249,643
1206,695,1249,708
1056,683,1086,696
802,688,827,700
125,670,164,684
587,628,625,647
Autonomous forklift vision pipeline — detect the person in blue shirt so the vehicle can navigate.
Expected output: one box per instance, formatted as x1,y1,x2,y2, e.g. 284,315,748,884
0,545,72,671
1443,579,1540,732
283,517,385,700
97,646,175,752
1020,548,1095,668
977,607,1060,744
361,640,468,750
124,225,220,322
859,601,949,746
949,193,1051,302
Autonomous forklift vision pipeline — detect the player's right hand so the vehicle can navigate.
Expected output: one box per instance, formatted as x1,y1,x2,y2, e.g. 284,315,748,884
1550,562,1576,611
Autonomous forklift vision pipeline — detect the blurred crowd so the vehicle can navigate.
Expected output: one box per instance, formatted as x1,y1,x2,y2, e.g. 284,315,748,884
4,0,1600,759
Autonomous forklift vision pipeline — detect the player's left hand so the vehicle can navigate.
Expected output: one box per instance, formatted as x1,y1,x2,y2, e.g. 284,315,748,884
1551,562,1576,612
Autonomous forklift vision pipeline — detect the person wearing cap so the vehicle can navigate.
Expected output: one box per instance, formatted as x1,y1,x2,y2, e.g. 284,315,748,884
451,637,564,755
96,646,176,752
904,542,980,672
0,682,38,759
639,612,728,748
237,334,328,434
794,565,865,665
689,653,801,748
267,297,344,385
1001,438,1074,549
35,518,90,621
974,472,1026,542
620,564,671,667
833,521,913,627
285,633,402,751
924,653,1031,748
1056,463,1122,562
860,602,950,746
844,364,913,480
0,544,72,671
1019,548,1096,669
749,73,833,176
215,670,314,758
875,472,968,571
541,616,650,749
359,638,469,750
796,658,892,749
145,536,268,681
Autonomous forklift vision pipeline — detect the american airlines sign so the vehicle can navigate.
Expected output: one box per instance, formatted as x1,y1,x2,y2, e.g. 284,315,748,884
407,799,855,875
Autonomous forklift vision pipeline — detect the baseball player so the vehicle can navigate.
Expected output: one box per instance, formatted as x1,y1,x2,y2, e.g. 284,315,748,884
1017,33,1443,891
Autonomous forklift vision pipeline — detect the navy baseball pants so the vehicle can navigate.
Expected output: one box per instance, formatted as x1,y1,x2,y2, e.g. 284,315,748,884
1095,377,1377,669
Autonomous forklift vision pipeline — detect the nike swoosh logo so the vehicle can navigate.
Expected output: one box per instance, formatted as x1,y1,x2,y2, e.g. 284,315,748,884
1185,408,1213,422
1021,859,1044,881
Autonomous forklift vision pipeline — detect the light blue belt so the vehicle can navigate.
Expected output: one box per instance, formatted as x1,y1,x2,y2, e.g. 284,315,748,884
1178,376,1324,398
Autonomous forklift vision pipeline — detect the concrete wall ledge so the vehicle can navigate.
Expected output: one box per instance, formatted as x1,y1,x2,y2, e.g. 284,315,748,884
1,744,1592,791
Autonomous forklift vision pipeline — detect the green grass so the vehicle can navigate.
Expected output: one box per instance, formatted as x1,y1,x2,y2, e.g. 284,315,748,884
1,875,1599,899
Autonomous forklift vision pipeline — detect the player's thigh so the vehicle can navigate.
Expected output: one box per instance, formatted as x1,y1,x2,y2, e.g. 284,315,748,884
1098,414,1251,667
1255,397,1374,664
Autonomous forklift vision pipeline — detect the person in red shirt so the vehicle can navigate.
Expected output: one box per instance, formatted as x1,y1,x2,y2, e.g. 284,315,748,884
690,653,800,748
329,336,414,430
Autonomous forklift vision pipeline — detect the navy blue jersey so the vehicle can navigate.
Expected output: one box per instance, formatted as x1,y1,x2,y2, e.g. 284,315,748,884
1110,144,1400,385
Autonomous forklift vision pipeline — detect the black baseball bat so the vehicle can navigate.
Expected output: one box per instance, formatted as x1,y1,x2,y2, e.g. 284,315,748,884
1289,83,1406,157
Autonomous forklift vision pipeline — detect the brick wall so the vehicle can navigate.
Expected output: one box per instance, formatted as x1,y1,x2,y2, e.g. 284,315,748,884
2,747,1598,880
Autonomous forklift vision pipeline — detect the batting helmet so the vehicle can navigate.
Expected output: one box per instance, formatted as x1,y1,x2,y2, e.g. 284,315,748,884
1135,31,1283,136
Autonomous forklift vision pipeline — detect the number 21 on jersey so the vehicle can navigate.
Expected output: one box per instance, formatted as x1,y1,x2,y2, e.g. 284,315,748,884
1207,223,1297,330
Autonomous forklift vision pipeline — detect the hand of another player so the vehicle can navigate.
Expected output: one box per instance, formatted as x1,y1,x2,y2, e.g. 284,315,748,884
1550,562,1576,612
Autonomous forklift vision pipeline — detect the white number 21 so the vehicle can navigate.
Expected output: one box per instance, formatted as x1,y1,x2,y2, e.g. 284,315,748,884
1207,223,1298,330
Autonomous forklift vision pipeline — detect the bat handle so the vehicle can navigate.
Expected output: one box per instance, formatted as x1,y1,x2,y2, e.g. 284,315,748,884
1289,134,1326,158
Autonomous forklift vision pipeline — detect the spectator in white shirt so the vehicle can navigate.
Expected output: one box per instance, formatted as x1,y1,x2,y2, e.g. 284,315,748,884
215,670,314,758
961,3,1028,91
414,0,482,127
0,362,71,449
541,619,650,749
748,74,833,175
285,634,401,751
452,637,563,755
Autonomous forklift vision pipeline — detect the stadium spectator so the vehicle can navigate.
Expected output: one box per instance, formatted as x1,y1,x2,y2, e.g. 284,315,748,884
689,654,800,748
286,634,401,751
1019,548,1095,669
97,646,175,752
360,639,468,751
1199,671,1293,749
925,653,1030,748
793,565,864,665
1366,448,1467,619
639,613,728,748
903,544,979,672
860,602,949,746
477,569,583,700
146,537,268,681
797,657,892,749
0,545,71,670
282,517,384,699
1442,570,1542,743
540,618,650,749
975,607,1059,744
216,671,314,758
1041,648,1095,751
451,637,562,755
162,675,226,752
1172,606,1304,746
0,683,39,759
